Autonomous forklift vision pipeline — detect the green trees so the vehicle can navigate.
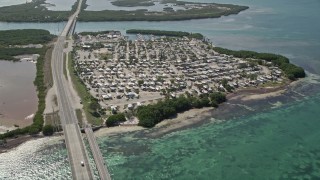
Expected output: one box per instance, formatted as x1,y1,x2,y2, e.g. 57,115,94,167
212,47,306,80
111,0,155,7
0,47,49,139
79,4,248,22
137,93,226,128
0,48,43,61
106,113,126,127
42,125,54,136
79,31,111,36
0,29,55,61
0,29,54,46
209,92,227,104
221,79,234,92
89,100,100,112
89,98,102,117
126,29,204,40
28,125,40,135
137,108,158,128
0,0,70,22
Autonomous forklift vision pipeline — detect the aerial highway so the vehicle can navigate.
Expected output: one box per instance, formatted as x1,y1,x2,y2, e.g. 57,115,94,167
85,124,112,180
51,0,112,179
52,30,93,180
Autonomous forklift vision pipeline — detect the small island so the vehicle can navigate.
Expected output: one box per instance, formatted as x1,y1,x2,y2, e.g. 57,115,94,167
79,0,248,22
0,0,248,22
70,29,305,128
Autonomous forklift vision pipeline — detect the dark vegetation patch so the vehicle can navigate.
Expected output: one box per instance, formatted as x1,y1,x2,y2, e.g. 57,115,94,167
126,29,203,39
111,0,155,7
0,29,54,46
0,0,83,22
79,4,248,22
0,0,247,22
212,47,306,80
0,30,55,140
137,92,226,128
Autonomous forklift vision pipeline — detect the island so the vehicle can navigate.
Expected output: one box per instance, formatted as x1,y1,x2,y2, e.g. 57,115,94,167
70,29,305,128
0,0,248,22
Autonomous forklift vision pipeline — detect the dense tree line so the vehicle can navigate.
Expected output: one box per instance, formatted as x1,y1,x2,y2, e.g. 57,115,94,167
126,29,204,39
0,0,74,22
78,31,112,36
78,5,248,22
111,0,155,7
106,113,126,127
137,92,226,128
0,29,55,46
0,0,247,22
42,125,54,136
0,48,43,60
212,47,306,80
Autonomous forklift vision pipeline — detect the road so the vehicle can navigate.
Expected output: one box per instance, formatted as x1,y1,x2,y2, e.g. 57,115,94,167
51,0,93,179
52,0,112,179
85,124,112,180
52,34,93,180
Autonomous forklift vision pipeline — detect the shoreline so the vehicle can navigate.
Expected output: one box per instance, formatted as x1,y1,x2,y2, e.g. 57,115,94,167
94,81,293,138
0,80,297,153
227,82,289,101
0,0,248,23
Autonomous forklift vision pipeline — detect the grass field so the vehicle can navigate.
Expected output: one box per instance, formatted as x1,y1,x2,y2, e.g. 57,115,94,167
67,51,102,125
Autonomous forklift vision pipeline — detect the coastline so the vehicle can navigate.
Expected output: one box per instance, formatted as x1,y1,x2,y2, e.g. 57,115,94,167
0,81,295,153
94,81,294,138
228,83,289,101
0,77,298,153
0,0,248,23
94,107,215,138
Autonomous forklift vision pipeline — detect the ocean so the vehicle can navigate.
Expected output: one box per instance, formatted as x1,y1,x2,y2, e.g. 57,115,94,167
0,0,320,179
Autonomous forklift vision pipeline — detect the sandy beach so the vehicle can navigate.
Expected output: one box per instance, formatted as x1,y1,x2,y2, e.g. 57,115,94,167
94,84,292,138
94,107,215,138
228,87,286,101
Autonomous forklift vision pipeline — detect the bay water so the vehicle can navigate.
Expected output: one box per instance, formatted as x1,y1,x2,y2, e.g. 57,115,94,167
0,0,320,179
0,0,26,7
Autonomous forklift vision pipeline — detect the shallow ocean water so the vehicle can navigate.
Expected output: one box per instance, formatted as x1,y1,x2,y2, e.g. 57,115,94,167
99,77,320,179
0,137,71,179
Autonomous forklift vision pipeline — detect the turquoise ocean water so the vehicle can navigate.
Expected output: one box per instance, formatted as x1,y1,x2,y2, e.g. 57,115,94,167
0,0,320,179
100,78,320,179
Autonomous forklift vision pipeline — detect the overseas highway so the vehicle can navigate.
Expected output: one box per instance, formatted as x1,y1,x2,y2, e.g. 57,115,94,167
51,0,111,179
52,30,93,180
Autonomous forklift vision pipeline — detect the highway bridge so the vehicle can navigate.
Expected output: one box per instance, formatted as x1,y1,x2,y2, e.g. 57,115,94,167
51,0,111,179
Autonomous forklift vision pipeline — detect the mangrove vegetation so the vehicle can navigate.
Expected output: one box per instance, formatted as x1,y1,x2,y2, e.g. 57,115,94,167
137,92,226,128
111,0,155,7
0,29,55,61
0,0,247,22
0,47,50,139
79,4,248,22
0,29,55,46
126,29,204,39
0,30,55,139
212,47,306,80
